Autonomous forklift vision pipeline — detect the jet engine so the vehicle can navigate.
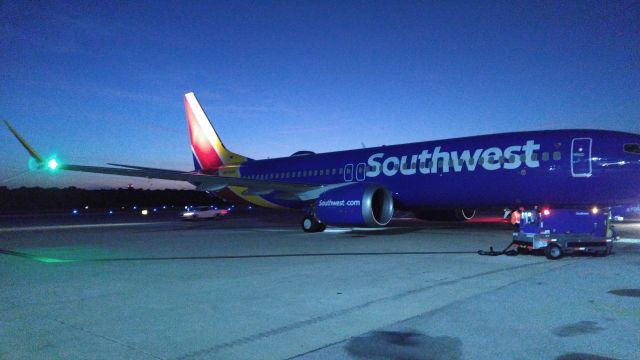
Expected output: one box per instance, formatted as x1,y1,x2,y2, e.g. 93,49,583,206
315,184,394,227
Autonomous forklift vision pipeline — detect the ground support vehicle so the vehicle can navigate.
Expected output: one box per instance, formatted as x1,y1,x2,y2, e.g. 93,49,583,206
513,208,613,260
181,206,229,220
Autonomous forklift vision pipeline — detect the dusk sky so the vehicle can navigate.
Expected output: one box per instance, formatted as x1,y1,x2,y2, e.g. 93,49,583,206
1,1,638,189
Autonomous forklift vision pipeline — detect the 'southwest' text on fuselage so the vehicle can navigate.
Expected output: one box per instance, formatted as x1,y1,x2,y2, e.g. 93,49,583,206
366,140,541,177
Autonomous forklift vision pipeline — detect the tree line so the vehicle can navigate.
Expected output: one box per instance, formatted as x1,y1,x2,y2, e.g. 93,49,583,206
0,187,225,212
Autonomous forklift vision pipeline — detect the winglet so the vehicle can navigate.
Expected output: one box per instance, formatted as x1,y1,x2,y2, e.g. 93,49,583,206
3,120,45,163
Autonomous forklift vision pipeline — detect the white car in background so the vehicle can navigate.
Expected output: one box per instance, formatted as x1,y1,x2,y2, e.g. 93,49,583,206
181,206,229,220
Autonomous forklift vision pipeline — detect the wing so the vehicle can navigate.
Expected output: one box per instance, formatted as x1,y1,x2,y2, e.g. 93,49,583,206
4,121,347,201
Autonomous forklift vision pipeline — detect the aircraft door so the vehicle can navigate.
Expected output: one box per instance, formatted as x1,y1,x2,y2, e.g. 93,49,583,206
344,164,354,182
356,163,366,181
571,138,592,177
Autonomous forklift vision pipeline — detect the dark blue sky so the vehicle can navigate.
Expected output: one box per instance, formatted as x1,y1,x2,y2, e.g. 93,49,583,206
1,1,638,189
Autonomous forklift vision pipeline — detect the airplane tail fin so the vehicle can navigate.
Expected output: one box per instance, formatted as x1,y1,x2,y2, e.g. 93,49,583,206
184,92,247,171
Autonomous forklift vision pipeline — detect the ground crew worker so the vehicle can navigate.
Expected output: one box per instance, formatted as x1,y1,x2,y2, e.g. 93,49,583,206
510,208,522,232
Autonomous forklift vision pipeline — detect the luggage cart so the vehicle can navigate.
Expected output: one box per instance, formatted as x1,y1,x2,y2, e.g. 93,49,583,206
512,208,613,260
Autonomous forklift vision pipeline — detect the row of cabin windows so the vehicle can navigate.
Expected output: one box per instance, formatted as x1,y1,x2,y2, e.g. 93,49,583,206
245,167,345,180
241,151,562,179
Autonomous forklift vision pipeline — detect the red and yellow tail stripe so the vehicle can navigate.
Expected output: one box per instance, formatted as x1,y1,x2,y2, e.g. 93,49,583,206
184,92,284,209
184,92,246,170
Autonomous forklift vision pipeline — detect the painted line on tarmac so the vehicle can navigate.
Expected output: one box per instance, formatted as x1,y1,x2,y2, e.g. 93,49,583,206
617,238,640,244
0,248,479,264
0,222,156,233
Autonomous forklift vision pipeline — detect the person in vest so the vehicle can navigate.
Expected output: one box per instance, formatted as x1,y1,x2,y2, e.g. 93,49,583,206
510,208,522,232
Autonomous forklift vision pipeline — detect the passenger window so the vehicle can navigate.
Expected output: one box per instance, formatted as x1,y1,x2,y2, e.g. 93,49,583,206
411,162,416,169
319,169,324,176
553,151,561,160
532,153,538,161
624,143,640,154
469,158,475,165
420,161,425,169
332,169,337,175
448,159,453,166
438,160,443,168
458,159,463,166
542,152,549,161
394,164,400,170
428,160,434,168
339,168,344,174
313,170,318,176
479,158,484,165
520,154,526,162
509,155,516,163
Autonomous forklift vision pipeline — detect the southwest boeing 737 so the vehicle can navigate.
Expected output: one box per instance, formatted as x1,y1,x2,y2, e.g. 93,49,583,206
5,92,640,232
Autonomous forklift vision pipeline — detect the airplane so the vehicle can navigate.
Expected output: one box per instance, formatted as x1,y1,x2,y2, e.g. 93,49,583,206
4,92,640,232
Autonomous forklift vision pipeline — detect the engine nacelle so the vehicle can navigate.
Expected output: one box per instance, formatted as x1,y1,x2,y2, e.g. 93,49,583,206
413,208,476,221
315,184,394,227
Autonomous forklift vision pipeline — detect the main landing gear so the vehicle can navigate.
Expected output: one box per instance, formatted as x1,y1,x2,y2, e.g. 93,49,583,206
302,215,326,233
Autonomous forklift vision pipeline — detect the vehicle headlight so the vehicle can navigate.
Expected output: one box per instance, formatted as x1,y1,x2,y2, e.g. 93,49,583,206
183,212,195,216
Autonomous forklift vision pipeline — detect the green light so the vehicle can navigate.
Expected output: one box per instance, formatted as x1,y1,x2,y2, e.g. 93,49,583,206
47,158,59,170
33,256,76,264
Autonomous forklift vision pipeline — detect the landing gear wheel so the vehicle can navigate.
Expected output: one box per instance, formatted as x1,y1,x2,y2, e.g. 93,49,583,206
545,243,563,260
302,216,325,233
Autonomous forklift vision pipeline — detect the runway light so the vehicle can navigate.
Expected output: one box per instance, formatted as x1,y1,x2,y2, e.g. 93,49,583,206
141,209,148,215
47,158,59,170
84,205,89,210
72,209,78,215
153,208,157,212
162,205,167,209
133,206,137,210
592,206,599,215
108,210,113,215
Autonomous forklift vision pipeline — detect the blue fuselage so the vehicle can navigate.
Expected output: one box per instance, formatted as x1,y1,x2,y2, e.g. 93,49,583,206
209,129,640,211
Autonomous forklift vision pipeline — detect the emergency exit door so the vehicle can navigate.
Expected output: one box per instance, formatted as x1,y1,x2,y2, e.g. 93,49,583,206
571,138,592,177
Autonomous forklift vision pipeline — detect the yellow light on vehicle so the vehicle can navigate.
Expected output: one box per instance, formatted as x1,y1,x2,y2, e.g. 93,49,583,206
592,206,599,215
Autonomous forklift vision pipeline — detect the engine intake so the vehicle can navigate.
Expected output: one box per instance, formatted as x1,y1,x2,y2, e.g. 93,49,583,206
315,184,394,227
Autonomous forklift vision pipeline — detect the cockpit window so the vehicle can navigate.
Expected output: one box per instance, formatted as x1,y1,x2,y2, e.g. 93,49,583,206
624,143,640,154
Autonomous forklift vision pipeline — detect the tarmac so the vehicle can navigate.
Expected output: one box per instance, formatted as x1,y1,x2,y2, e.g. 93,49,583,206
1,209,638,359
